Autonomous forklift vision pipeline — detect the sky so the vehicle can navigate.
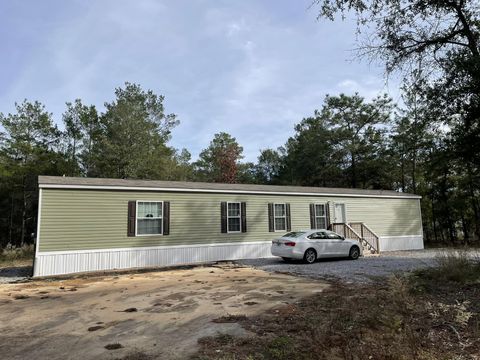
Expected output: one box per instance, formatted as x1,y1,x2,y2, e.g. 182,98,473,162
0,0,401,162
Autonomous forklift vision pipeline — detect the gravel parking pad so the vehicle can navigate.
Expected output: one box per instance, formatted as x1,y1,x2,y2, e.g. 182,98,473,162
238,250,469,283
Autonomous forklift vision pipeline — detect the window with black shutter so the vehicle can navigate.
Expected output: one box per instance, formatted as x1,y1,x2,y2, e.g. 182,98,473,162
310,203,327,229
128,200,170,236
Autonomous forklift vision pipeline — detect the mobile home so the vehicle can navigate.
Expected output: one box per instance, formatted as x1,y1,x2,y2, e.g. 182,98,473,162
34,176,423,276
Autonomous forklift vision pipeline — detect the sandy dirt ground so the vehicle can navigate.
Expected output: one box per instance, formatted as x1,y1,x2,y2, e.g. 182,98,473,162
0,263,328,360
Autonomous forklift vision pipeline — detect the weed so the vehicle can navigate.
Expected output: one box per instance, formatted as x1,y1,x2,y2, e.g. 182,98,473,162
422,250,480,284
263,336,297,360
0,244,34,262
212,334,235,346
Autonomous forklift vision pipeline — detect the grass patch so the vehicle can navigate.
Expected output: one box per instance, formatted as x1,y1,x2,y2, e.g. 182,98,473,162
414,250,480,286
0,244,34,268
194,253,480,359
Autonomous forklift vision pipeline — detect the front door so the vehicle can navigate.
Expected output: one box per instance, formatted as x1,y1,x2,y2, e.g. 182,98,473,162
334,203,346,223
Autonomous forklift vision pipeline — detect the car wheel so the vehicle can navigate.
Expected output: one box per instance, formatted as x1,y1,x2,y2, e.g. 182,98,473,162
303,248,317,264
349,246,360,260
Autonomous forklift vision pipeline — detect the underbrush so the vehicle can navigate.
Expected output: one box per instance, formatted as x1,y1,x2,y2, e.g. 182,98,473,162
194,253,480,360
0,244,34,267
413,250,480,286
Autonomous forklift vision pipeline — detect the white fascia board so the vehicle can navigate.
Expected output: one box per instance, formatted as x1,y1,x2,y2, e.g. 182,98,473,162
38,183,422,199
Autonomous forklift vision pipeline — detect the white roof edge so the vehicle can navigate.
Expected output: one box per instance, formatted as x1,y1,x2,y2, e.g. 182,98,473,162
39,183,422,199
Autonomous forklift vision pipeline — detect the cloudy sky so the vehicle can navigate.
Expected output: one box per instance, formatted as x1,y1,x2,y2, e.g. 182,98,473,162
1,0,400,161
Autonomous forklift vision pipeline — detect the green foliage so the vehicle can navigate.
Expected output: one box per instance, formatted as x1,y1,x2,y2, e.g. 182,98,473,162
94,82,179,179
314,0,480,244
1,76,479,248
0,101,68,247
194,132,244,183
254,148,283,184
263,336,297,360
278,93,394,189
0,84,181,248
62,99,100,176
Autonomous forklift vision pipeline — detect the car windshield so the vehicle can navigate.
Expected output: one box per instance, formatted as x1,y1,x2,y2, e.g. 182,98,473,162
282,232,306,238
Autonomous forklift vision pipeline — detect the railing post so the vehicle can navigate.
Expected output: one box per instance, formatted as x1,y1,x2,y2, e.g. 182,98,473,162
360,224,364,239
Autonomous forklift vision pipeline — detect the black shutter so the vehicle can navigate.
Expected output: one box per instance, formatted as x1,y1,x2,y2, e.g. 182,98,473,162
325,202,331,230
286,203,291,231
127,201,136,237
163,201,170,235
309,203,316,229
268,203,274,232
221,202,228,233
241,202,247,233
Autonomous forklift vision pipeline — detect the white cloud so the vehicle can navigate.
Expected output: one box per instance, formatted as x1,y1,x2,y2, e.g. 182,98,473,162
0,0,400,162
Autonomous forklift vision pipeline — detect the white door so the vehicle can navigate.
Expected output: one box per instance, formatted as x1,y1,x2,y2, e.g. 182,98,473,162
334,203,346,223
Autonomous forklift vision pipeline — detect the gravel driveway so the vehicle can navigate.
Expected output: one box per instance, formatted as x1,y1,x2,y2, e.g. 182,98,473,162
238,249,478,284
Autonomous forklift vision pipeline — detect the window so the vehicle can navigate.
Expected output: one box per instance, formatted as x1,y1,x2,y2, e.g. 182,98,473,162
314,204,327,229
283,231,306,238
327,231,343,239
227,202,241,232
308,231,328,240
274,203,286,231
136,201,163,236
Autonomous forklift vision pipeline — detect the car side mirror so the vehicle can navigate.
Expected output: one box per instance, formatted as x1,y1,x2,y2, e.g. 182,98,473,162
341,236,345,240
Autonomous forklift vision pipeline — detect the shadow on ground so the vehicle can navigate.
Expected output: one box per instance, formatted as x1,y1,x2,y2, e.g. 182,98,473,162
0,266,32,281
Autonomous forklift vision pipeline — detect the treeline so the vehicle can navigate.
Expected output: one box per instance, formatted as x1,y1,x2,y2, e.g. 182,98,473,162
2,0,479,249
0,81,478,248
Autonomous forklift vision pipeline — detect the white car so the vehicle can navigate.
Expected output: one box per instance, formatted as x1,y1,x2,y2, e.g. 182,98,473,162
271,229,363,264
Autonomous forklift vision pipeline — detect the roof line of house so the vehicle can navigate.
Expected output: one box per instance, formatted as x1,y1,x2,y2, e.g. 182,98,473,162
38,182,422,199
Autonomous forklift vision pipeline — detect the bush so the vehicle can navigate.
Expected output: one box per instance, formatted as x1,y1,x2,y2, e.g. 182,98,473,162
0,243,34,262
418,250,480,285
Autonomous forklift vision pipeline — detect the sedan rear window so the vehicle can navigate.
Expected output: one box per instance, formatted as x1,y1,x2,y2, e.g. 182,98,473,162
282,232,306,238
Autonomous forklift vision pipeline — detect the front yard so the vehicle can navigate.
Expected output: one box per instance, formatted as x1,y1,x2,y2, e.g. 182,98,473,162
197,251,480,360
0,250,479,359
0,263,328,360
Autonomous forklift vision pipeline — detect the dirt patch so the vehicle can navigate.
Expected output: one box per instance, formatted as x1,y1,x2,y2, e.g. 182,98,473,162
105,343,123,350
212,315,248,323
0,263,328,360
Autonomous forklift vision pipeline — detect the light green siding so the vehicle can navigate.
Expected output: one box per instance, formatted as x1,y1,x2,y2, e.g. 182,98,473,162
38,189,422,252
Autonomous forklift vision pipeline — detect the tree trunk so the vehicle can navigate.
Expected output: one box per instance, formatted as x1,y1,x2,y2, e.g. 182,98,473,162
431,195,439,243
400,152,405,192
461,216,469,244
8,193,14,245
71,137,77,176
20,176,27,247
351,152,357,188
466,164,480,242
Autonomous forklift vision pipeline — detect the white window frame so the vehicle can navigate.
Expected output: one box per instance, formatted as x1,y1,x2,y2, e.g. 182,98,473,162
135,200,163,237
314,203,327,229
274,203,287,232
227,201,242,233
